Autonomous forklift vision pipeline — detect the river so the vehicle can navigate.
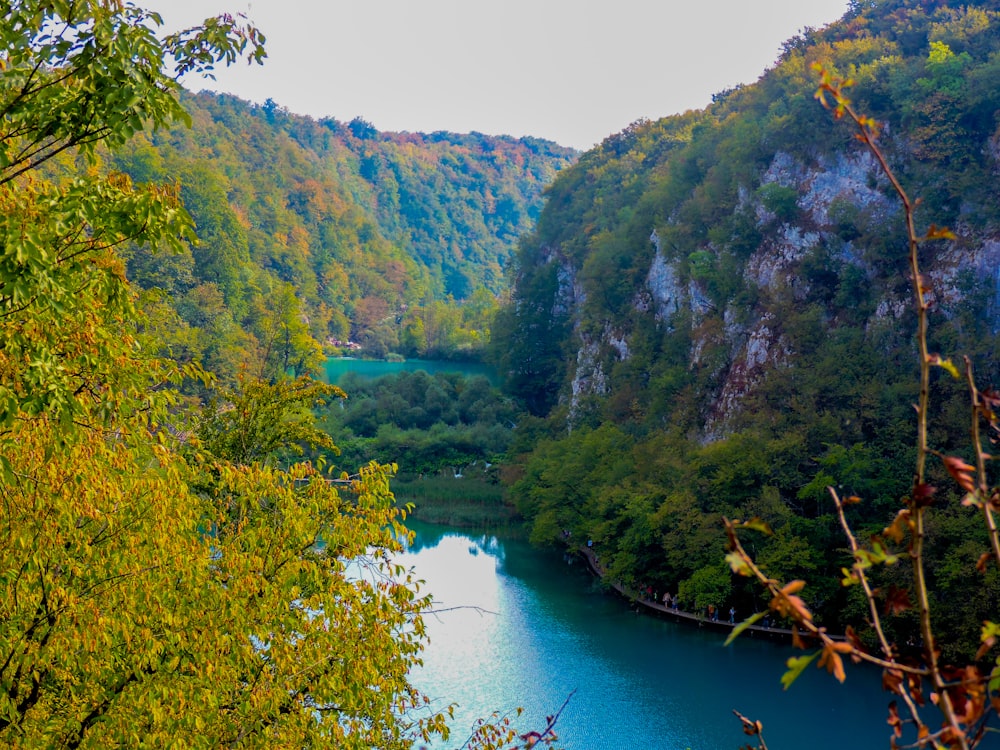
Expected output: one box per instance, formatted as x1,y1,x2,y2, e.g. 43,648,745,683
399,520,891,750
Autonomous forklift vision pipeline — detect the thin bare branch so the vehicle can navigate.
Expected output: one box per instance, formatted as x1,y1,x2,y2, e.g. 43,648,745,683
963,356,1000,570
830,487,925,728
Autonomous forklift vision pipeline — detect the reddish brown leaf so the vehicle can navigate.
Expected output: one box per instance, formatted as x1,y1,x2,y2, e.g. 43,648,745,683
912,483,936,508
787,595,813,622
733,710,763,737
724,522,739,550
792,626,807,650
770,580,813,623
887,700,903,738
781,580,806,596
942,455,977,493
939,725,965,748
818,645,847,683
989,490,1000,512
976,636,995,661
882,585,912,616
883,669,903,696
907,672,925,707
977,552,992,574
520,730,542,747
982,398,1000,429
954,666,985,726
742,722,760,736
845,626,867,662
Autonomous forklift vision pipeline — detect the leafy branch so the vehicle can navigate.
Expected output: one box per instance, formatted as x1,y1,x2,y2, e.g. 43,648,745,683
733,709,769,750
459,690,575,750
729,65,1000,749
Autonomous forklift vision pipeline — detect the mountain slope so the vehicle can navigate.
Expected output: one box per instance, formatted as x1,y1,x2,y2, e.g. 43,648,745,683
114,91,576,376
495,0,1000,650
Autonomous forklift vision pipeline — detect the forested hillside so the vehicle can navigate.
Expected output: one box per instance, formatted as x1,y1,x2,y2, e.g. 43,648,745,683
1,4,489,746
115,91,576,381
494,0,1000,656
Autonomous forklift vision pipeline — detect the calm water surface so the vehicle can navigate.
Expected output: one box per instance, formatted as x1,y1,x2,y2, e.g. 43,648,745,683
399,521,890,750
324,358,497,385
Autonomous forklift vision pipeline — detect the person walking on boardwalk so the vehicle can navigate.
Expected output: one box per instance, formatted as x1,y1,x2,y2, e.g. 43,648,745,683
729,606,736,624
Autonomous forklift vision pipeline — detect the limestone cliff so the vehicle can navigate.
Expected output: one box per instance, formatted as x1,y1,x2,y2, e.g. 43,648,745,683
494,1,1000,437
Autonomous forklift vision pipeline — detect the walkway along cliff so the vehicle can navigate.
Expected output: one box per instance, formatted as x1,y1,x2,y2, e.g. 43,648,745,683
577,546,843,643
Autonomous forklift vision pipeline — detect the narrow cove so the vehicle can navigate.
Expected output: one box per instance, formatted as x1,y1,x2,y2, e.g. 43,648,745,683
399,520,889,750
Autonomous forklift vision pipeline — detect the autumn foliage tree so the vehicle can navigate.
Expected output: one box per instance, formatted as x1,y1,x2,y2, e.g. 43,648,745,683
727,66,1000,750
0,4,457,747
0,5,572,748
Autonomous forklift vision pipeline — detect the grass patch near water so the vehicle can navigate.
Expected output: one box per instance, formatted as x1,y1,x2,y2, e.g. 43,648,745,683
391,473,520,528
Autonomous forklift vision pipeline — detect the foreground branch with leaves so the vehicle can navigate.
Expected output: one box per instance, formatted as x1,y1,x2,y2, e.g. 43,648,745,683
0,4,454,746
0,4,571,747
727,66,1000,750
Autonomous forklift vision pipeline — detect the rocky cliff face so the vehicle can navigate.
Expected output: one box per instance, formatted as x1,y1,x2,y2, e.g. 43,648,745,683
497,0,1000,647
559,145,1000,438
497,2,1000,432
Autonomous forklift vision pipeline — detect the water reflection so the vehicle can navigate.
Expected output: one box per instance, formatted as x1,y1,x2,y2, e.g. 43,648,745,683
400,521,889,750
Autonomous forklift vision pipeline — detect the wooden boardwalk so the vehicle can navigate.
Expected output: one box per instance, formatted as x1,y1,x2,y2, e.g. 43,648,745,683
578,546,802,642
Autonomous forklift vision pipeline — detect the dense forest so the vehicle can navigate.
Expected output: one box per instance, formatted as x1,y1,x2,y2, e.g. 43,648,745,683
492,0,1000,661
115,90,576,384
318,370,516,475
7,0,1000,746
0,4,558,747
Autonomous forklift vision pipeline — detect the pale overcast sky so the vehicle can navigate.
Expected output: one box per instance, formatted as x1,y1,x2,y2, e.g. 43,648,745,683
145,0,851,150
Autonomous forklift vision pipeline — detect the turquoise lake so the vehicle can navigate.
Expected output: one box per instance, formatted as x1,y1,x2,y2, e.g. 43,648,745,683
399,520,891,750
324,358,498,385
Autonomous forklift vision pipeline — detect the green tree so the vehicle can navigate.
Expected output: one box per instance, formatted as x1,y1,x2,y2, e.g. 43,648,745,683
246,281,325,379
678,562,733,613
728,67,1000,750
0,0,263,428
2,414,449,748
0,5,465,748
197,375,342,466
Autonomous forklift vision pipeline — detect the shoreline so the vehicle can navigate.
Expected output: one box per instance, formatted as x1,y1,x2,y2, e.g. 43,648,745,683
578,546,804,643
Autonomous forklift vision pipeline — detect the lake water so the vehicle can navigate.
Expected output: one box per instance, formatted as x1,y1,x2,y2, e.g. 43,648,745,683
324,358,498,385
399,520,891,750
